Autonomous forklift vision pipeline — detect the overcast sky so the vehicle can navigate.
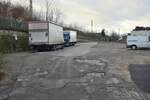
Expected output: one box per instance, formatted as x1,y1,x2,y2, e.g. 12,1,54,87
10,0,150,33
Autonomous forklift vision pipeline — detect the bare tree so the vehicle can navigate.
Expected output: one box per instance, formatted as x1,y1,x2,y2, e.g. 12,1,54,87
54,8,63,23
36,9,45,21
45,0,49,21
45,0,63,23
48,9,54,22
45,0,55,21
110,32,120,41
10,5,25,19
0,1,11,17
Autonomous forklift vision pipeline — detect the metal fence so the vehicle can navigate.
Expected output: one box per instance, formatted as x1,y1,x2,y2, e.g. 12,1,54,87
0,16,28,32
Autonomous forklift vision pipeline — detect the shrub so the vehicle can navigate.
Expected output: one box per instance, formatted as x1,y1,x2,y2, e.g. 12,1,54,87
17,35,29,51
0,35,15,53
0,34,29,53
0,54,3,70
0,54,7,81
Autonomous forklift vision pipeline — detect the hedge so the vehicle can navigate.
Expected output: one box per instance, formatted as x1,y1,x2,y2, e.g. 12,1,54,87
0,34,29,53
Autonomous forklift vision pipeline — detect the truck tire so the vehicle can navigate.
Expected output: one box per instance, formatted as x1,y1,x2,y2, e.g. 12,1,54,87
131,45,137,50
30,46,38,53
52,45,57,51
60,45,64,49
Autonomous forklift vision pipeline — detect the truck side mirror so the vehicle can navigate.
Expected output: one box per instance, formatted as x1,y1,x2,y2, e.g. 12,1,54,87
45,33,48,37
149,36,150,41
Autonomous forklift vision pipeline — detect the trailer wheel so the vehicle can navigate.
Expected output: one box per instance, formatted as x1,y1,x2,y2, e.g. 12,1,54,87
60,45,64,49
131,45,137,50
52,45,57,51
30,46,38,53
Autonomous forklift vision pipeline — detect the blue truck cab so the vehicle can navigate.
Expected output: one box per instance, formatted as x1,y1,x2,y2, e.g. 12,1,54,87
63,31,70,47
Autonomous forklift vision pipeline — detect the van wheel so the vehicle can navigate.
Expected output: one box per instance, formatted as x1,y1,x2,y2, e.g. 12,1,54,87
131,45,137,50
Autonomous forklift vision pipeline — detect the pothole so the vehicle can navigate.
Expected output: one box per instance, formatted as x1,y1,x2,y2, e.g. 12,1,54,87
74,57,107,75
106,77,120,85
86,72,105,78
75,59,105,66
66,72,105,87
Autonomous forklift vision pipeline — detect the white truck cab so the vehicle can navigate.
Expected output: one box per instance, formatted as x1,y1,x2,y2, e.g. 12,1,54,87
127,35,150,49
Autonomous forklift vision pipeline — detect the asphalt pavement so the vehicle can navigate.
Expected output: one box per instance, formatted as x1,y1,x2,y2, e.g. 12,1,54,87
1,42,150,100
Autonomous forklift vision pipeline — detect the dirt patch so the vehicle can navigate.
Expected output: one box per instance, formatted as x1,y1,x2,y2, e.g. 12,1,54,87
0,71,6,81
120,64,129,71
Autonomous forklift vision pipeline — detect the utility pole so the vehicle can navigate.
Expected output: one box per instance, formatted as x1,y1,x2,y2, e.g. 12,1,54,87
118,28,121,35
29,0,33,17
91,20,93,32
46,0,49,21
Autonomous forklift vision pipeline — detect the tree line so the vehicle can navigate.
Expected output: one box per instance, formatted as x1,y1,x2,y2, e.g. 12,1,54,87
0,0,121,42
0,0,63,22
97,29,121,42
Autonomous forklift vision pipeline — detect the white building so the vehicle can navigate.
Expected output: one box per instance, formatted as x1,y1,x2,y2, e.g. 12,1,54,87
131,30,150,36
131,27,150,36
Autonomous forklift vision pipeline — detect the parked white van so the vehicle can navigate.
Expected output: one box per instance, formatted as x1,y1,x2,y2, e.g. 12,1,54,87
127,35,150,49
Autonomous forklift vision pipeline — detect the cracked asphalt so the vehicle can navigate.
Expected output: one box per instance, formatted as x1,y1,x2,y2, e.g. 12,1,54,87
0,42,150,100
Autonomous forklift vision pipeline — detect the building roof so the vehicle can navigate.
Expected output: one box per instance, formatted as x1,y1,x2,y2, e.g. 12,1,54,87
28,21,63,27
133,26,150,31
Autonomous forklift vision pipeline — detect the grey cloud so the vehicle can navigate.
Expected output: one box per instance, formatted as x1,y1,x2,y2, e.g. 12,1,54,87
11,0,150,33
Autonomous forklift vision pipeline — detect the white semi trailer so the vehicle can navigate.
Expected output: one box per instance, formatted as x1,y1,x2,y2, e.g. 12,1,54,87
29,21,64,51
63,31,77,46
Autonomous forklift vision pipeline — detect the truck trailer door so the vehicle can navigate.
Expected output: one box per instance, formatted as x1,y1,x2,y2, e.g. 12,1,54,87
30,32,48,44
